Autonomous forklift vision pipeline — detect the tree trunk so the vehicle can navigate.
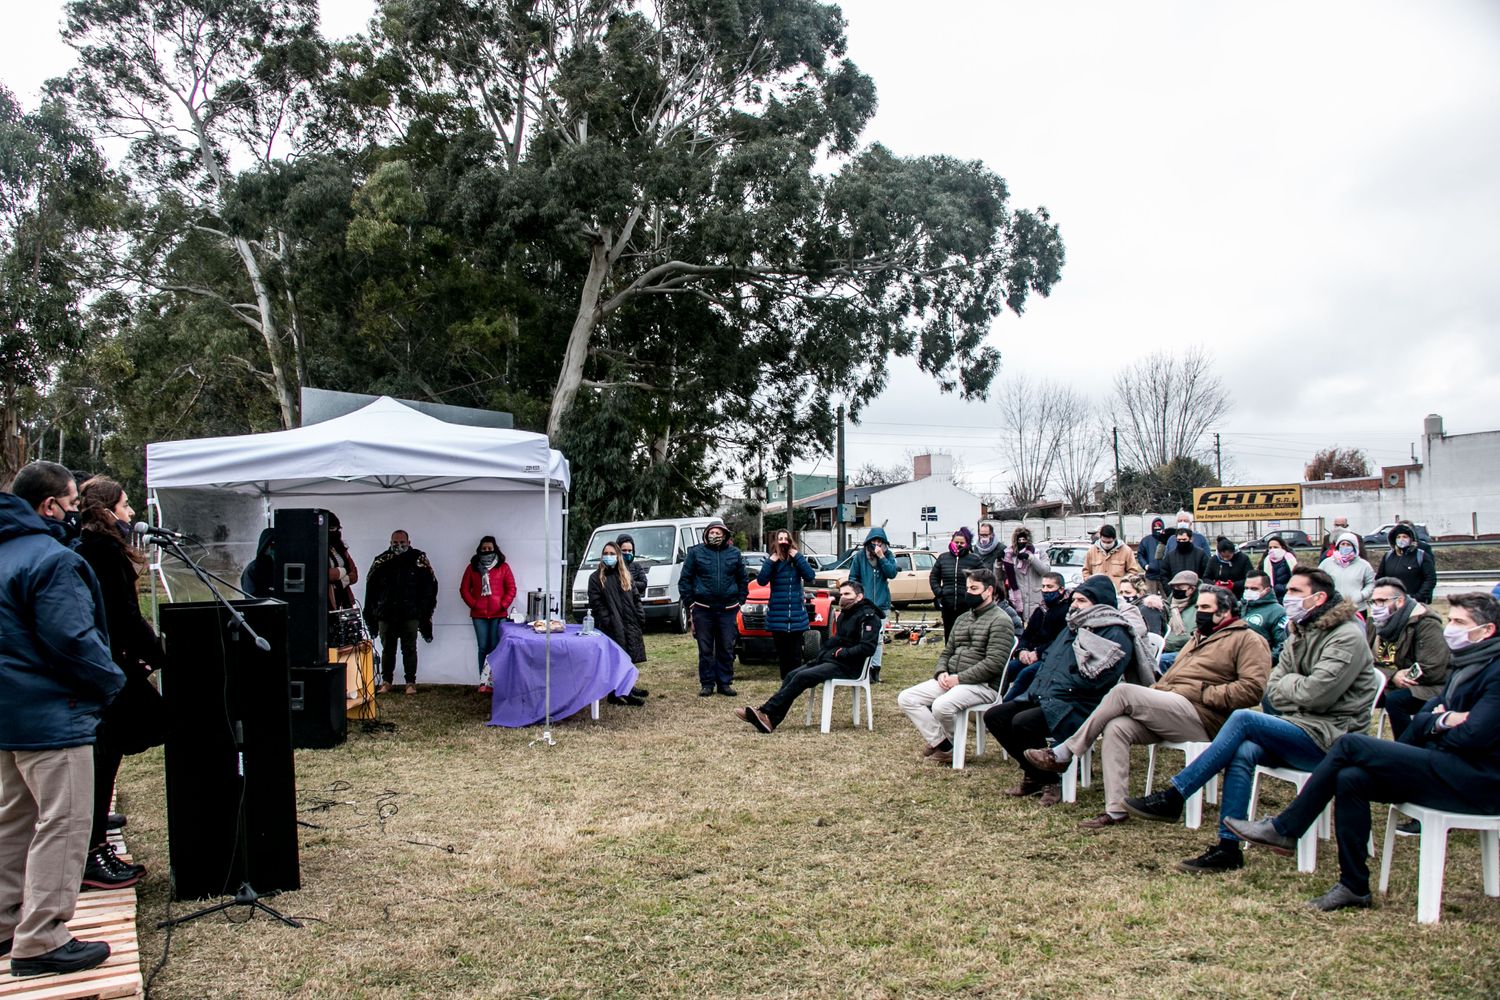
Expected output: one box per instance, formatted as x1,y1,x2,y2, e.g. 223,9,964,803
547,235,609,443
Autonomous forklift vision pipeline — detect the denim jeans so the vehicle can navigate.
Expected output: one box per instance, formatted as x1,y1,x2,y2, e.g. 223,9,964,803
1170,708,1327,842
472,617,502,676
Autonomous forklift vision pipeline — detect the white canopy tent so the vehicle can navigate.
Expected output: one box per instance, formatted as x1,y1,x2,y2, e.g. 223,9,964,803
145,396,571,691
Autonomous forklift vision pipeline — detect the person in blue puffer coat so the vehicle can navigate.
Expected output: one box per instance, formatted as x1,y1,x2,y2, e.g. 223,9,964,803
757,528,816,680
678,519,750,697
847,526,899,682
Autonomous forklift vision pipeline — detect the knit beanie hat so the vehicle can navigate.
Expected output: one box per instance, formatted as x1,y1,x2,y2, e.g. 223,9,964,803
1074,574,1118,608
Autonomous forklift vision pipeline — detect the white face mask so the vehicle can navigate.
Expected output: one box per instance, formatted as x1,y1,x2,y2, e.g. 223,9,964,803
1175,523,1191,534
1444,623,1485,650
1243,589,1264,602
1396,537,1412,550
1369,603,1393,624
1284,594,1319,623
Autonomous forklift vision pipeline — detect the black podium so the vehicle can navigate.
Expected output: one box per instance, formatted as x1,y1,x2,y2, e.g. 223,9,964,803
159,599,301,901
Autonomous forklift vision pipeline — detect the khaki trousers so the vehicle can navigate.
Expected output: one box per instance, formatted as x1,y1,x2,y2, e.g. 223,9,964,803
897,678,997,747
1062,686,1208,816
0,746,94,958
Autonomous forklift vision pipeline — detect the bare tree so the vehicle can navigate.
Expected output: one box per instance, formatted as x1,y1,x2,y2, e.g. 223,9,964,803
1305,446,1371,481
996,374,1068,513
1111,346,1231,469
1055,393,1108,511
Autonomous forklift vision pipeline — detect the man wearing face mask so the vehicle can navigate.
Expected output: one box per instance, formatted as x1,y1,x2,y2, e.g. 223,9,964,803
1026,585,1269,830
1316,532,1375,613
1126,566,1377,876
1367,577,1449,740
364,530,439,695
1082,524,1141,583
735,581,881,733
1227,592,1500,913
972,522,1002,572
1240,572,1288,663
900,569,1016,764
0,462,124,978
1376,524,1436,604
1138,517,1170,592
1160,524,1209,584
846,527,898,683
1159,570,1203,671
678,519,749,697
1001,527,1052,619
1001,572,1072,701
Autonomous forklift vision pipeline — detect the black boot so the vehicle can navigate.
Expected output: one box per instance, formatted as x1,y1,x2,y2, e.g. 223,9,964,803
1177,839,1244,874
1124,786,1185,822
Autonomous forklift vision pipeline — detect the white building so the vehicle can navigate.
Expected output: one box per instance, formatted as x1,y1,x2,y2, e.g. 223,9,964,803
1303,414,1500,537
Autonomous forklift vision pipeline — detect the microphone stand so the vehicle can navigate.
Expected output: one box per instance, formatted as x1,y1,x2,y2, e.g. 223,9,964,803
152,536,300,930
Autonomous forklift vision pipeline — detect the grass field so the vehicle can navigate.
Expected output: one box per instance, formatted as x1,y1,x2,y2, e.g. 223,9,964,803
120,632,1500,999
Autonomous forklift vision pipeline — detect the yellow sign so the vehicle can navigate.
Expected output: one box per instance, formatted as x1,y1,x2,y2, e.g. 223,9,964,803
1193,484,1303,522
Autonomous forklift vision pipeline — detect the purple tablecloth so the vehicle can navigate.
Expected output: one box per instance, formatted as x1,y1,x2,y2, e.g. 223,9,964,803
486,621,638,727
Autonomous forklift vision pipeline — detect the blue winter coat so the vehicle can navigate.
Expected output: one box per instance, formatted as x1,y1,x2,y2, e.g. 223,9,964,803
678,542,749,609
1404,648,1500,810
0,494,124,751
846,527,899,611
756,553,815,632
1028,621,1135,740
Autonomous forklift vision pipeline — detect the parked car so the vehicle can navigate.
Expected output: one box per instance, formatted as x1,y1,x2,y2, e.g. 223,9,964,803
570,516,718,632
1362,523,1433,549
735,552,834,663
807,547,938,608
1046,541,1092,591
1239,529,1314,552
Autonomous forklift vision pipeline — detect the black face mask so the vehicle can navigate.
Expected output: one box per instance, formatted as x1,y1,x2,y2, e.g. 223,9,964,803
58,510,82,540
1195,611,1219,634
1173,588,1194,601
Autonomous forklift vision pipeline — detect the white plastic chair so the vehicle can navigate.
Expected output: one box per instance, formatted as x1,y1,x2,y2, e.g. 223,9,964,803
1144,741,1217,829
1248,668,1389,873
1378,803,1500,923
803,655,875,733
1142,631,1166,672
951,638,1021,769
1060,738,1100,803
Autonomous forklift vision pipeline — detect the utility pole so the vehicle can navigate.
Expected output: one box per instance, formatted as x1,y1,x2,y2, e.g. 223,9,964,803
786,469,794,532
835,403,847,554
1113,426,1123,536
1214,432,1223,482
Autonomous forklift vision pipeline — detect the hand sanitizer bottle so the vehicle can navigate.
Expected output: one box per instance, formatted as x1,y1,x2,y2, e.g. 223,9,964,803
581,608,595,635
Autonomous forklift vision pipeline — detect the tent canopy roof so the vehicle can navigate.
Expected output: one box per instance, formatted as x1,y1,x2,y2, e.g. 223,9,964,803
147,396,570,495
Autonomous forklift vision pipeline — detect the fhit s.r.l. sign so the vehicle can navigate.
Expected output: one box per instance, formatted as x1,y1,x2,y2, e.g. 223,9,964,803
1192,484,1302,522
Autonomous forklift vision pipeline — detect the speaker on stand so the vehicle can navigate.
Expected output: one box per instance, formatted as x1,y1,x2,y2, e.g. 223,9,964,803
270,508,347,749
159,599,300,902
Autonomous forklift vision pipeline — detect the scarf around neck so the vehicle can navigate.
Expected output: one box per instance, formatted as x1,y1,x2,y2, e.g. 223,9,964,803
1375,598,1415,641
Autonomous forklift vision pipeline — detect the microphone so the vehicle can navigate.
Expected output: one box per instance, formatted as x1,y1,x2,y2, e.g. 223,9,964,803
254,636,272,652
134,522,186,541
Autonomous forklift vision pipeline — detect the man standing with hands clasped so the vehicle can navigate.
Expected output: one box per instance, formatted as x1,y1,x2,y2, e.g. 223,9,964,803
365,530,439,695
1,462,125,978
679,520,749,697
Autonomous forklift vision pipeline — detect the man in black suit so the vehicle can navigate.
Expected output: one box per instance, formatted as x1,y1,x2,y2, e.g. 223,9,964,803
1227,592,1500,911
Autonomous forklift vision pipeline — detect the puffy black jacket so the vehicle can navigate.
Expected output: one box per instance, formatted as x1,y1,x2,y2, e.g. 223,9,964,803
678,542,749,609
1377,546,1437,603
363,546,439,624
810,598,882,671
929,547,985,612
0,494,124,751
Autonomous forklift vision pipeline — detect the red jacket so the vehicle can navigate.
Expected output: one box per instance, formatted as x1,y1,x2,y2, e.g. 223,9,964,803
460,562,516,619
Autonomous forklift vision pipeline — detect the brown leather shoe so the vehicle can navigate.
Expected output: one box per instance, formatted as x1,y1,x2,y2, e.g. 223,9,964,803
929,750,953,764
1024,747,1070,773
1003,776,1047,797
1079,811,1130,829
377,683,392,694
1039,783,1063,806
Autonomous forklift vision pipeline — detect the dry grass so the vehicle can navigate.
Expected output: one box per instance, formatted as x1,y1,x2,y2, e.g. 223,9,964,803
120,634,1500,999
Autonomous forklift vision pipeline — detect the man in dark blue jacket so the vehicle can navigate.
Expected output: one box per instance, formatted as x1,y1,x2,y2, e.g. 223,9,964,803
678,519,749,697
0,462,124,978
1227,592,1500,912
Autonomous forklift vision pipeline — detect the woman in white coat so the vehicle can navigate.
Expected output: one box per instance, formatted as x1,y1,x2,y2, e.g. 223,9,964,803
1317,531,1375,612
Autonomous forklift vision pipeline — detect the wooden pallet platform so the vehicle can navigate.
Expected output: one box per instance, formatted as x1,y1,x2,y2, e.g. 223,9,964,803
1,831,144,1000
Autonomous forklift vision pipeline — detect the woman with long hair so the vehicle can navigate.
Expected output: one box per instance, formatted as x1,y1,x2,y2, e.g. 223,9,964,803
326,511,359,610
588,540,646,705
757,528,816,679
74,476,162,889
460,535,516,694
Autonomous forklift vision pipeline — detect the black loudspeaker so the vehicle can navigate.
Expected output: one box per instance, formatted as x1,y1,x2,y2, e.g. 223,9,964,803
159,599,300,902
270,508,329,671
289,663,347,749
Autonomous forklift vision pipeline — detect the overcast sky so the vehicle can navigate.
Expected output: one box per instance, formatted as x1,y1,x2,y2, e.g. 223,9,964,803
6,1,1499,496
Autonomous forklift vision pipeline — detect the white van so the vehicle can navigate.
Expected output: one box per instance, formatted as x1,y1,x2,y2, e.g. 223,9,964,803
570,517,719,632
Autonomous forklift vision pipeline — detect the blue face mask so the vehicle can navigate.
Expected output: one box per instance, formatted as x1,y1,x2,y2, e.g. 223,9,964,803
623,552,634,563
602,554,618,568
1042,590,1063,604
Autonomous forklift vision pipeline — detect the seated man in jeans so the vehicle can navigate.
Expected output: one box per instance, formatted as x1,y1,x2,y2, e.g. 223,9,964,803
1229,592,1500,911
1124,566,1379,873
1024,585,1270,830
896,569,1015,764
735,580,880,733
